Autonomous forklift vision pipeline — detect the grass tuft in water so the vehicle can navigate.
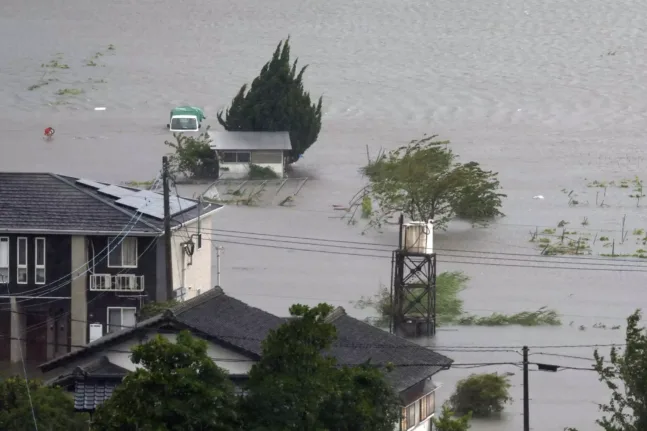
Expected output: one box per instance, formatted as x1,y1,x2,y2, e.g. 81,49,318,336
353,271,561,327
56,88,83,96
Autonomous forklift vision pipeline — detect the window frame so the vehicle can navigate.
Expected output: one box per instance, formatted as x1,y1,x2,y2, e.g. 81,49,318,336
34,237,46,284
106,307,137,333
17,237,28,284
251,150,282,164
107,237,138,268
221,151,251,163
0,237,9,284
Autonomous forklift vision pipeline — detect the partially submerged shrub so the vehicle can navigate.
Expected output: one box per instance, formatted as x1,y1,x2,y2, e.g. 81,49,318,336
449,373,512,417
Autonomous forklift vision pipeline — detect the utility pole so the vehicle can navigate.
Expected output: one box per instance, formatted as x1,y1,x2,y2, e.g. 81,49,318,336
523,345,530,431
216,246,223,286
162,156,173,301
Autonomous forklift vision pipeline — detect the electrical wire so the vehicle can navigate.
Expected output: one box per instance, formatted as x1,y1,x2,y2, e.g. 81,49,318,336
185,226,647,265
1,177,165,300
3,238,161,337
185,234,647,272
4,283,39,431
2,209,146,299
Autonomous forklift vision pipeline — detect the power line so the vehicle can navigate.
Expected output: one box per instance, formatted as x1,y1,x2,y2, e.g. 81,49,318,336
186,226,647,265
188,235,647,272
3,238,161,336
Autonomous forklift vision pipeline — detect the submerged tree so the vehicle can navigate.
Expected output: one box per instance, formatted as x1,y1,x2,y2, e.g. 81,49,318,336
240,303,400,431
565,309,647,431
432,405,472,431
164,130,219,179
448,373,512,417
217,37,323,164
92,331,239,431
355,135,505,230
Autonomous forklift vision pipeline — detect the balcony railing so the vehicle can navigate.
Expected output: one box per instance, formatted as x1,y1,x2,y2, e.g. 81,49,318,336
90,274,145,292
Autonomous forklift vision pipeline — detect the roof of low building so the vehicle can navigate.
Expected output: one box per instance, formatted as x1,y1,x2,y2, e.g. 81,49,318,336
0,172,222,235
209,131,292,151
40,287,452,393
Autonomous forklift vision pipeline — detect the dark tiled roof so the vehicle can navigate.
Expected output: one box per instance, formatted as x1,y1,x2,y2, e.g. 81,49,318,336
74,379,121,412
40,288,452,393
46,356,129,387
172,287,285,356
326,311,453,392
0,172,222,234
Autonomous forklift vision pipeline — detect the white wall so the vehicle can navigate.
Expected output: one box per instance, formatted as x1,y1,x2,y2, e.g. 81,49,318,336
170,212,215,300
54,330,255,376
219,162,284,179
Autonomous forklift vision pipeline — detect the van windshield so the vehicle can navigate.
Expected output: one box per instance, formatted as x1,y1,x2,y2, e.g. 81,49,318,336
170,117,198,131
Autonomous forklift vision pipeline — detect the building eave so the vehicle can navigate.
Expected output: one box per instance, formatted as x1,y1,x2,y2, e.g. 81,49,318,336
0,229,160,236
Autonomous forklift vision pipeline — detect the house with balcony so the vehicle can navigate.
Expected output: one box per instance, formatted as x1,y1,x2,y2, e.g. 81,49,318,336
0,172,222,366
40,287,453,430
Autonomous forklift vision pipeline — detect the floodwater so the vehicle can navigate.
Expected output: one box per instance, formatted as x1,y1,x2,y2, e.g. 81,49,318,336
2,0,647,429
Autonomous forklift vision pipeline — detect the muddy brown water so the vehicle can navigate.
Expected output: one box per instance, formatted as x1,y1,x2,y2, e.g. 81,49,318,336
2,0,647,428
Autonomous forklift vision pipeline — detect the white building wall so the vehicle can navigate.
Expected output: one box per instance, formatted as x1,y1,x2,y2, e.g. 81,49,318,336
219,162,284,179
88,331,255,375
170,212,215,301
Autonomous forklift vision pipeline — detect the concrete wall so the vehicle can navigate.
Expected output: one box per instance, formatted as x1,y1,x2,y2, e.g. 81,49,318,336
170,213,215,301
9,297,25,363
70,236,88,349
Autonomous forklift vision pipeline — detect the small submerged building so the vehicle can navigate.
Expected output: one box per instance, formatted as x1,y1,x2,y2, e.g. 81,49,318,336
209,131,292,179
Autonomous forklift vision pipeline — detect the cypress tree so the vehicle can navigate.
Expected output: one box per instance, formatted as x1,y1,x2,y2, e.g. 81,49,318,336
217,38,323,164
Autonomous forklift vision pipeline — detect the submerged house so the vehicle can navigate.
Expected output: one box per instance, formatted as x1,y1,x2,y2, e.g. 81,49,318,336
40,287,452,430
0,172,221,366
209,131,292,179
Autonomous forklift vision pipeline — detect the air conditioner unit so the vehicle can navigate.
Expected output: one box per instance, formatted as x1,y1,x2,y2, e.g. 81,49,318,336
89,323,103,343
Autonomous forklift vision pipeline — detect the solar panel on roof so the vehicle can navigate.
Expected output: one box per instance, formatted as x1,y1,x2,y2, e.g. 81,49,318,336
76,178,107,190
98,185,136,199
116,191,197,220
169,195,197,215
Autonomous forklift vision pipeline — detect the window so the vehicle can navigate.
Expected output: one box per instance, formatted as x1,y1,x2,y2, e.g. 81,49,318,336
17,237,28,284
35,237,46,284
420,392,435,421
108,237,138,268
107,307,137,333
406,404,415,429
400,408,407,430
0,238,8,283
221,151,251,163
251,151,282,164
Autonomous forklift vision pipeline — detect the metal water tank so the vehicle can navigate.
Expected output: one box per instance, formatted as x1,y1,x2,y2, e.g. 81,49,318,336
401,220,434,254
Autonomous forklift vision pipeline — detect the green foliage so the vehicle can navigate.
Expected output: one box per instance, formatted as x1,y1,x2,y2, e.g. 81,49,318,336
217,38,323,164
137,299,178,320
56,88,83,96
165,130,219,179
248,163,279,179
92,331,240,431
432,405,472,431
592,309,647,430
240,303,400,431
448,373,512,417
360,195,373,218
0,376,89,430
354,271,560,327
456,307,561,326
361,135,505,230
